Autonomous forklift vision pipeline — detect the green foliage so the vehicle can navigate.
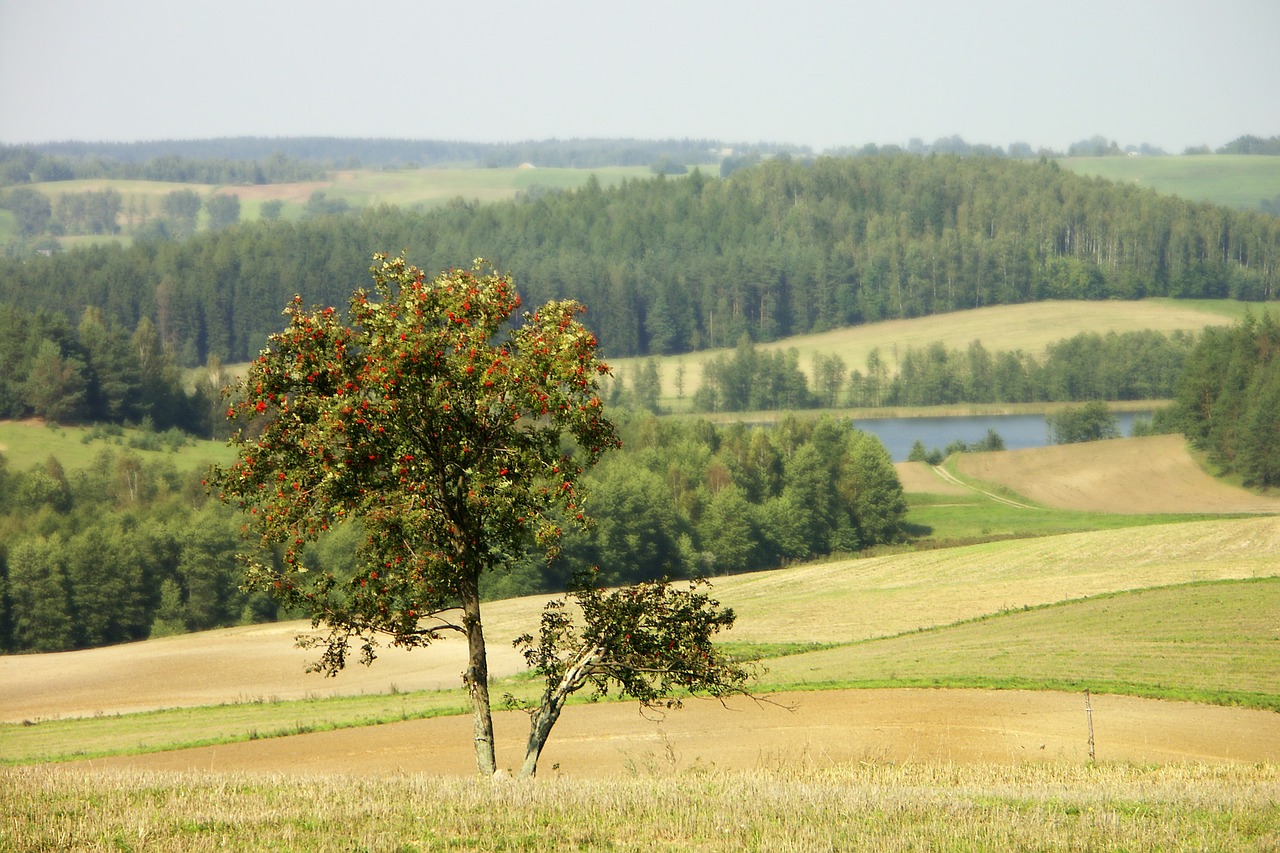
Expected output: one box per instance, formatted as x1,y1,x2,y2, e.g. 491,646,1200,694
883,331,1193,407
695,336,815,412
0,445,256,653
210,254,621,775
160,189,201,235
512,574,752,776
52,189,122,235
212,254,620,665
1046,401,1121,444
204,193,240,231
0,187,52,236
548,413,907,584
910,429,1005,464
1170,310,1280,487
0,303,207,430
3,154,1275,368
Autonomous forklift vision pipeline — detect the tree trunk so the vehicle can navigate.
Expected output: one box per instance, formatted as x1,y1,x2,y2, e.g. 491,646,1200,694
518,643,601,779
518,693,565,779
460,579,497,776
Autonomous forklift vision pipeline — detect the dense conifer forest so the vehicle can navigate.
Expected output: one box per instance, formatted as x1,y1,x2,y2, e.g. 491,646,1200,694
1,154,1275,370
1169,310,1280,487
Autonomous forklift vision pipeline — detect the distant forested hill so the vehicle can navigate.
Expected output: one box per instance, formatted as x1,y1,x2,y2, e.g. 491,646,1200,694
0,154,1276,365
0,137,742,183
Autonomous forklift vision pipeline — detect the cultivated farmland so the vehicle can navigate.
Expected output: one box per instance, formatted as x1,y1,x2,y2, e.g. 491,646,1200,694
4,398,1279,849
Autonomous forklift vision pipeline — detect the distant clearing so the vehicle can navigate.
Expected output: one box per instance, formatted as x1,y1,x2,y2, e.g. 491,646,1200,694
953,434,1280,514
0,419,236,473
1060,154,1280,210
613,298,1240,400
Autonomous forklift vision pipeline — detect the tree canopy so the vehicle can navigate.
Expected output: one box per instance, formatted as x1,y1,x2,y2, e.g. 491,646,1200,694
1168,310,1280,487
211,254,623,774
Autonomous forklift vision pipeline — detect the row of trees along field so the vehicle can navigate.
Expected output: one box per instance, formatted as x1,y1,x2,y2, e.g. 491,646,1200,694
1167,310,1280,487
0,412,905,654
0,289,1194,436
0,145,325,187
680,328,1194,412
0,154,1276,367
0,138,737,183
0,186,247,240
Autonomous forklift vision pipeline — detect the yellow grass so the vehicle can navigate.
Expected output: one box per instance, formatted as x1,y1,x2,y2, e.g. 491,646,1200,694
609,298,1237,400
5,762,1277,851
713,515,1280,644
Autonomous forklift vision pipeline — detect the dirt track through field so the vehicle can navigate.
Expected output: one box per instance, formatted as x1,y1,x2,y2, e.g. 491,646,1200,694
71,689,1280,778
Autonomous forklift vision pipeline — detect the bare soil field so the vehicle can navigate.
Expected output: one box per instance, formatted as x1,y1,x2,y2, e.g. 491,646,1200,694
0,598,543,723
69,689,1280,778
954,434,1280,514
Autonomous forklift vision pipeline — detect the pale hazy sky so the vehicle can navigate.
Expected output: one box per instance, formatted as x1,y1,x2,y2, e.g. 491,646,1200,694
2,0,1278,153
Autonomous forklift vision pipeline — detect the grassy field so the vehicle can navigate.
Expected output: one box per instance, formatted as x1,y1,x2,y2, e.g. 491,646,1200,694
9,166,657,246
609,297,1240,405
5,762,1276,851
0,419,236,473
6,497,1278,765
1060,153,1280,210
762,577,1280,706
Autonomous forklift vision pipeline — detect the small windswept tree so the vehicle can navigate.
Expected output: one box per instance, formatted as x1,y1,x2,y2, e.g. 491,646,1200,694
513,575,752,777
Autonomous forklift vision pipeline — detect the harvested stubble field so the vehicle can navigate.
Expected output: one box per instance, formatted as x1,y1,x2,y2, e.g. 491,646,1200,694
614,297,1241,401
4,435,1280,849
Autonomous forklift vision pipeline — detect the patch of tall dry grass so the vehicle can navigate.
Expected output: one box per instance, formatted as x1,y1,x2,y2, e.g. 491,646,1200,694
4,761,1276,851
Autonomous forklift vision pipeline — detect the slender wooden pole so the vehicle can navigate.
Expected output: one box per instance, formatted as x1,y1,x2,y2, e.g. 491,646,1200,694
1084,689,1095,762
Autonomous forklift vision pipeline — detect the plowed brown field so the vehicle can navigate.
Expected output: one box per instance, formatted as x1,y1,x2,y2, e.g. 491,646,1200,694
69,689,1280,778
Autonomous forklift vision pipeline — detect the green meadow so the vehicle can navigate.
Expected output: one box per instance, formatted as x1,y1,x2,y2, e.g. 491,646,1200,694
1060,153,1280,210
0,420,236,473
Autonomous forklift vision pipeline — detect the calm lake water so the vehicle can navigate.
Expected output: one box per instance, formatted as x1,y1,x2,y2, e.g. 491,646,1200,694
854,412,1153,462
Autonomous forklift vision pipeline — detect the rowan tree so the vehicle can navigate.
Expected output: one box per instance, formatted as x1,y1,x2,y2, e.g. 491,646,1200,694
211,254,622,775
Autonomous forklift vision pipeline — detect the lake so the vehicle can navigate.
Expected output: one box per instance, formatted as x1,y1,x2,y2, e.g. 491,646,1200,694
853,412,1153,461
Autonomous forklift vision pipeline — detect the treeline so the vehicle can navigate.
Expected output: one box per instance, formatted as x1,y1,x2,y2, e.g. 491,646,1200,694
0,145,324,187
1167,311,1280,487
0,137,736,182
1,154,1275,366
682,330,1194,413
0,304,218,434
479,414,907,599
17,133,1271,172
0,414,905,653
1215,135,1280,156
0,449,268,653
